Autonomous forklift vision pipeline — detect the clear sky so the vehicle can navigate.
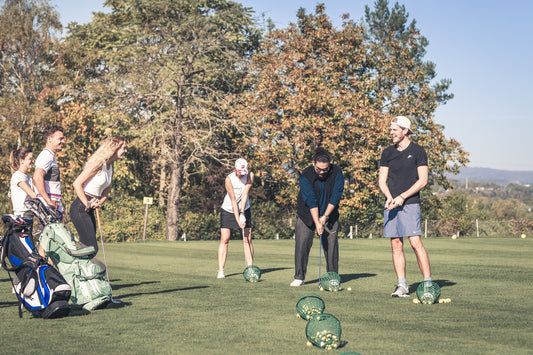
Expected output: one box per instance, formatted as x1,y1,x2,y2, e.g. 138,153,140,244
52,0,533,171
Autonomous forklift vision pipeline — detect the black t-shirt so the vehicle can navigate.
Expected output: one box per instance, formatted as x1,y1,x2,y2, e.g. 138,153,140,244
379,142,428,204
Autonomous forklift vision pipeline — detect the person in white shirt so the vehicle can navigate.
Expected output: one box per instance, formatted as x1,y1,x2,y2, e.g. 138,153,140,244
69,136,127,253
33,125,65,223
10,147,37,218
217,158,254,279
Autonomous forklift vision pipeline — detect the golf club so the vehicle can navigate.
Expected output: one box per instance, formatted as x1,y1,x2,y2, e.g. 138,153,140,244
318,234,322,289
95,208,122,304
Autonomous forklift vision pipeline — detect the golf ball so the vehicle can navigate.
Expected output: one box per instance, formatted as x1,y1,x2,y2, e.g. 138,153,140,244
347,287,352,291
307,341,313,347
451,235,457,239
413,298,420,304
521,234,526,239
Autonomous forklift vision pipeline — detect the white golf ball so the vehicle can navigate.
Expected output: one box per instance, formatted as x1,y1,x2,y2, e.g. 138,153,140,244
451,235,457,239
347,287,352,291
521,234,526,239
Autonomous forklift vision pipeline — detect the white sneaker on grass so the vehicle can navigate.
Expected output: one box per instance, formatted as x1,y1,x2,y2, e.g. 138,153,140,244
290,279,304,287
217,270,225,279
391,285,410,297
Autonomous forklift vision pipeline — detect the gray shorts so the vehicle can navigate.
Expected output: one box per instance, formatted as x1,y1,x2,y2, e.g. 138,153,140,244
383,203,421,238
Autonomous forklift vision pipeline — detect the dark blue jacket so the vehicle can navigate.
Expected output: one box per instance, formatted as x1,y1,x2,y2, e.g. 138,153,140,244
296,164,344,228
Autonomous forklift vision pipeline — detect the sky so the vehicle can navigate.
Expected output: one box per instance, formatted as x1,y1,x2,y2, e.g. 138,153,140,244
51,0,533,171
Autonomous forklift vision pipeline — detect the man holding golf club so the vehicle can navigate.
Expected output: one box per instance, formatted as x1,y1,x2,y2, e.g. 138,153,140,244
217,158,254,279
290,148,344,287
378,116,432,297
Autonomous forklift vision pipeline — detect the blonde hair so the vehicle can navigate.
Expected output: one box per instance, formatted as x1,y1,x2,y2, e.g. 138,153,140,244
85,136,126,170
9,147,32,173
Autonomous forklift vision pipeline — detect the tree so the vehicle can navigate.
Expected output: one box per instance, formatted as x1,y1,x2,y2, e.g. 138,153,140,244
233,2,468,225
363,0,469,188
0,0,62,185
233,4,388,224
64,0,260,240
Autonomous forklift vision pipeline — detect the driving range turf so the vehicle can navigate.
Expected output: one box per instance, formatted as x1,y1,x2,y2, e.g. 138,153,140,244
1,237,531,354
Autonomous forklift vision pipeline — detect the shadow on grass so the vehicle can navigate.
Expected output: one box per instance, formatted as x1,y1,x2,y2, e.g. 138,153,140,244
409,279,457,294
0,301,18,308
306,272,376,284
225,267,290,278
118,285,209,300
110,280,159,291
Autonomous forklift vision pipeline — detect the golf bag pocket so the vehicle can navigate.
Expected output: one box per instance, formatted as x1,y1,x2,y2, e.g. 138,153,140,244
13,256,71,318
39,223,112,311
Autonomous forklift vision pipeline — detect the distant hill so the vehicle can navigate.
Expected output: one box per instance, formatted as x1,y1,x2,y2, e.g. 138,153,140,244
447,167,533,185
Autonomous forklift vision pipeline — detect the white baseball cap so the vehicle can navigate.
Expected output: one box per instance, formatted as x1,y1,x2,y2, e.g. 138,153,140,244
391,116,412,133
235,158,248,176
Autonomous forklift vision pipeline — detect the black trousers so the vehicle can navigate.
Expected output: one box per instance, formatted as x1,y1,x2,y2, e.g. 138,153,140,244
69,195,98,253
294,217,339,281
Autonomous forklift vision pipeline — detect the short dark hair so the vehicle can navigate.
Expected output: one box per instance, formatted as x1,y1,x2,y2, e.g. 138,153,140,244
43,125,63,141
313,148,331,163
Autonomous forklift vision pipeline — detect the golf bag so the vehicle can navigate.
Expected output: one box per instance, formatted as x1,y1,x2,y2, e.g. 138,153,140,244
25,198,112,311
0,215,71,318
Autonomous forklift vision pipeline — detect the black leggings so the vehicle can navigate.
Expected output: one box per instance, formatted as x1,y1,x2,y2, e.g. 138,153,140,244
69,195,98,253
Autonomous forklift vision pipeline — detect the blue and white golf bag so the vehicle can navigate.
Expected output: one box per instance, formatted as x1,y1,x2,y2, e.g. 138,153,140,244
1,215,71,318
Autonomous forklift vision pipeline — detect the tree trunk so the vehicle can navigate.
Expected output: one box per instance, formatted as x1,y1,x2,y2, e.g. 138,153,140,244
165,164,182,241
159,164,166,206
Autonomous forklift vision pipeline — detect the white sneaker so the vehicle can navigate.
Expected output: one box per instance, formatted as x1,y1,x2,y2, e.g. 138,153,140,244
290,279,304,287
391,285,410,297
217,270,225,279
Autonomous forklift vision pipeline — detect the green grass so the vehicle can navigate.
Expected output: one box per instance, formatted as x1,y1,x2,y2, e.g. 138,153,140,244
1,237,532,354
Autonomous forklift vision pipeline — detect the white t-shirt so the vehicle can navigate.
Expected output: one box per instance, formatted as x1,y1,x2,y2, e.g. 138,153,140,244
221,172,250,213
10,171,34,216
34,148,62,206
83,162,113,197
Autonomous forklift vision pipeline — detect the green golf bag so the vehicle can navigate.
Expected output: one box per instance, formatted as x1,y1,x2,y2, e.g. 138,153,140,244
38,222,112,311
25,198,112,311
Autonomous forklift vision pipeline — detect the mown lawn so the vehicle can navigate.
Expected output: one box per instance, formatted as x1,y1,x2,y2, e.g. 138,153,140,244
1,237,531,354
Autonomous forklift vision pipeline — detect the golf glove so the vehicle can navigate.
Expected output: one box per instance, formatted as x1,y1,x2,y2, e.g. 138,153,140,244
239,213,246,224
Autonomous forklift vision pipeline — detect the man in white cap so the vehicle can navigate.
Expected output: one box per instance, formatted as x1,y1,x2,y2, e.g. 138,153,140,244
217,158,254,278
378,116,432,297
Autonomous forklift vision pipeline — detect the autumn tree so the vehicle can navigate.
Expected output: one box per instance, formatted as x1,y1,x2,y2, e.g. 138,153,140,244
363,0,469,187
0,0,62,189
233,2,468,225
64,0,260,240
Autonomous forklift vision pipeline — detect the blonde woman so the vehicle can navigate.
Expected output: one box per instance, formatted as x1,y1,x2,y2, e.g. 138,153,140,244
69,136,127,252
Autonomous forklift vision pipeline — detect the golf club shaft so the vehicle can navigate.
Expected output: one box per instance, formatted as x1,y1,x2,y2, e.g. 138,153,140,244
95,208,110,283
318,233,322,288
242,228,253,267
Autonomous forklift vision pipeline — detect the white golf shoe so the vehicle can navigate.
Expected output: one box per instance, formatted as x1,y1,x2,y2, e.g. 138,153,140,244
290,279,304,287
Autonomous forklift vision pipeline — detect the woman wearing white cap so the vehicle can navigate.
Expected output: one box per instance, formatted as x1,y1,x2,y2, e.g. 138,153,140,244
217,158,254,278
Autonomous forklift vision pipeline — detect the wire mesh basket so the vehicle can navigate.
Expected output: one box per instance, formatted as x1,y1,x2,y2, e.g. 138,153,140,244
320,271,341,292
296,293,325,320
305,313,342,350
416,281,441,304
242,265,261,282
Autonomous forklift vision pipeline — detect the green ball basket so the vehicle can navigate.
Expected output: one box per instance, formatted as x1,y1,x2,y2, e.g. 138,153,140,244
416,281,441,304
320,271,341,292
242,265,261,282
296,293,325,320
306,313,342,350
